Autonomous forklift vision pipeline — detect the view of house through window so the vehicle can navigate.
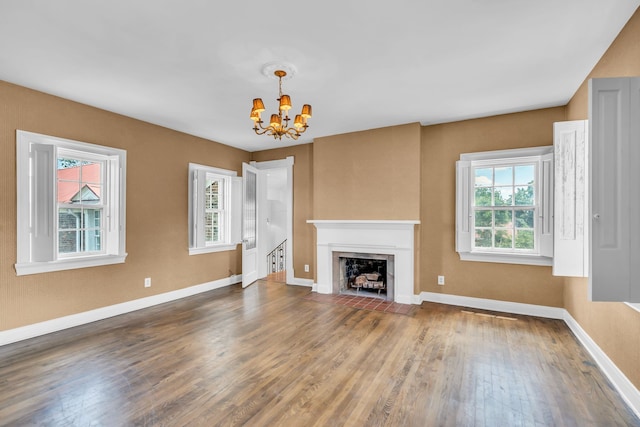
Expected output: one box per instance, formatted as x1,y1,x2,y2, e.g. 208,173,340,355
57,155,105,255
473,164,536,251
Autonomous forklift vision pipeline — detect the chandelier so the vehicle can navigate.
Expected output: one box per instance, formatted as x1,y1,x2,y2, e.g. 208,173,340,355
250,69,312,140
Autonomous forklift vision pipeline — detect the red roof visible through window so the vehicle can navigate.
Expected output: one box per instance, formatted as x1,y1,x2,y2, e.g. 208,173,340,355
57,163,101,203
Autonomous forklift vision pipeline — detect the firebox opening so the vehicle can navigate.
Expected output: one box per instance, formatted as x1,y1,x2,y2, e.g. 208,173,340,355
333,252,395,301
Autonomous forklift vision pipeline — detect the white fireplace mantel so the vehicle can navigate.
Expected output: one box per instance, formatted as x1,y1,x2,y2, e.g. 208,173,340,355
308,220,420,304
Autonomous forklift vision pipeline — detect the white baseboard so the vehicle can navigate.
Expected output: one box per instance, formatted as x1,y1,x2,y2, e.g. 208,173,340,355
419,291,565,319
288,277,314,287
563,311,640,419
0,274,242,347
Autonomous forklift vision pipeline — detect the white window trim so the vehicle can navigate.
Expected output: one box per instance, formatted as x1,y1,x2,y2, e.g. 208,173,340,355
15,130,127,276
456,146,553,266
188,163,241,255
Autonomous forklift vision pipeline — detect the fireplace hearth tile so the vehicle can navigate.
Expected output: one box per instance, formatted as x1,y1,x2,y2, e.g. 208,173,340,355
301,292,415,316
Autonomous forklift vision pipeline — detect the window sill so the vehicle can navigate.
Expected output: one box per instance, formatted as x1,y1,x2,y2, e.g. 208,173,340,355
15,253,127,276
458,251,552,266
189,243,239,255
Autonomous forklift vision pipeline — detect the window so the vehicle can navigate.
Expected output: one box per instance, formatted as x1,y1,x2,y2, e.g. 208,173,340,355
16,131,126,275
188,163,241,255
456,146,553,266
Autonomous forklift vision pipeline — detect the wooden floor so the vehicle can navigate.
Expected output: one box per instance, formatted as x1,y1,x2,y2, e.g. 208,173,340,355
1,280,638,426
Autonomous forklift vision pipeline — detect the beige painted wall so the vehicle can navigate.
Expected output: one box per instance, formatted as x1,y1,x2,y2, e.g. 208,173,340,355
420,108,566,307
0,81,250,331
312,123,421,220
565,8,640,390
251,144,315,280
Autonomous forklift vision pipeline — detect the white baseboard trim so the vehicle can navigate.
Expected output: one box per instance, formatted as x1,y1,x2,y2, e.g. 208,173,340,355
563,311,640,419
0,274,242,347
288,277,314,287
419,291,565,319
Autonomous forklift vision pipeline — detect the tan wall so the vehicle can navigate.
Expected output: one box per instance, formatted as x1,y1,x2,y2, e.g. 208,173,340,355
312,123,421,220
564,8,640,389
0,81,250,331
251,144,314,280
420,108,566,307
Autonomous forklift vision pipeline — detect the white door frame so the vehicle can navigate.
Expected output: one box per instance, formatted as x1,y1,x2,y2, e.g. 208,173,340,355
250,156,294,284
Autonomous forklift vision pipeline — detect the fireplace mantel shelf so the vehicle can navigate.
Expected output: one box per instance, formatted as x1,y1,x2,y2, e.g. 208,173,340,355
307,220,420,228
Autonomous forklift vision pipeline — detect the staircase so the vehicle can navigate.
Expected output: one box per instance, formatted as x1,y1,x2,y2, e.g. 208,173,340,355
267,240,286,274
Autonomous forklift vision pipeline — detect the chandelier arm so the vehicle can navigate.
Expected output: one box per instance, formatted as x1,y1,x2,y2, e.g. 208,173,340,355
254,120,270,131
284,128,301,140
253,126,274,136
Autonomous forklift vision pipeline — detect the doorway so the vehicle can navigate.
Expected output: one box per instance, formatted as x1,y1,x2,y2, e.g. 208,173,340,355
242,157,294,287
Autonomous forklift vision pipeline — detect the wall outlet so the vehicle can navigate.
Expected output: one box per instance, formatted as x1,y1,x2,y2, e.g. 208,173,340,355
304,264,310,272
437,275,445,285
144,277,151,288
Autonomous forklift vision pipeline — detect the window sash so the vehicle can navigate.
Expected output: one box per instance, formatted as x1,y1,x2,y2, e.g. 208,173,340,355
471,162,539,253
56,151,107,257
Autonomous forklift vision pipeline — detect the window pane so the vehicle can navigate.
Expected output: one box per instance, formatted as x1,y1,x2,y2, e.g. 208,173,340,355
85,228,102,251
494,187,512,206
515,165,534,185
58,207,102,253
205,179,221,209
514,186,534,205
475,210,492,227
475,187,491,206
475,229,492,248
475,168,493,186
80,161,101,203
83,209,102,252
475,187,492,206
495,229,513,249
59,208,79,230
58,180,80,204
59,230,78,253
58,158,103,205
495,210,512,227
515,229,534,249
494,167,513,186
205,212,218,243
515,209,534,228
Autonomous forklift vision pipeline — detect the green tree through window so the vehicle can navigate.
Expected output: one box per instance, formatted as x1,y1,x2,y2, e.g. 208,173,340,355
473,165,536,251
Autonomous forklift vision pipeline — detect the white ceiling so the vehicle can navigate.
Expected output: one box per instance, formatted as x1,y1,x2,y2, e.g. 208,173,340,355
1,1,638,152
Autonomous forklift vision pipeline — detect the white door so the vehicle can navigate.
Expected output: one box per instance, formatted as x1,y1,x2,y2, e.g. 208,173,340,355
242,162,259,288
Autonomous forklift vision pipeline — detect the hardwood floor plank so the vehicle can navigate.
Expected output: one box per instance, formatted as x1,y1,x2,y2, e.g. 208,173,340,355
0,282,638,426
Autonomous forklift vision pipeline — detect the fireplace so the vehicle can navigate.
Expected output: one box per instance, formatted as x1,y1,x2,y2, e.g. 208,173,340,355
308,220,419,304
333,252,394,301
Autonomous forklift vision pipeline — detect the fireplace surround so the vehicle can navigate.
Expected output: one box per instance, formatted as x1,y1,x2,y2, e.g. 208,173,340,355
308,220,419,304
